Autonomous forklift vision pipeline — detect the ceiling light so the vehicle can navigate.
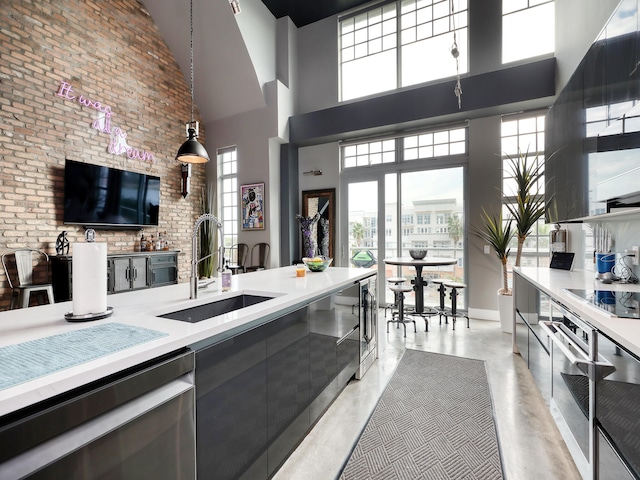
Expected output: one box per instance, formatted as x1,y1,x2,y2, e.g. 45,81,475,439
176,0,210,164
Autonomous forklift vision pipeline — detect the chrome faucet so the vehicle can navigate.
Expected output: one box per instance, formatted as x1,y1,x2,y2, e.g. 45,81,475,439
191,213,225,299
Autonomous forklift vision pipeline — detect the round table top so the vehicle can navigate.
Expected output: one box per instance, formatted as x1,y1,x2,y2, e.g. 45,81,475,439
384,256,457,267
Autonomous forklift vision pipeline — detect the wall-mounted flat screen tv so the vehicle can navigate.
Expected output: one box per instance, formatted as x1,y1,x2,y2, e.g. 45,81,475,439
64,159,160,228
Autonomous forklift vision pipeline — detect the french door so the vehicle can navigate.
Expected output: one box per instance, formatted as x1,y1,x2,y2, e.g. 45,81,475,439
341,166,466,309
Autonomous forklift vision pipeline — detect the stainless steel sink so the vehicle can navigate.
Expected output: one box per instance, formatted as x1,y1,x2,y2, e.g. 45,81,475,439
159,294,275,323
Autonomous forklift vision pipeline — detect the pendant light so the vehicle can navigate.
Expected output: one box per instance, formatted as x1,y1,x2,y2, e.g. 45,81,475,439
176,0,210,164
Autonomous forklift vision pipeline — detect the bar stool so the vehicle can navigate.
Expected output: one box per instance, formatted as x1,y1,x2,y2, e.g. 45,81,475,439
387,284,416,337
430,278,448,325
442,280,469,330
384,277,406,317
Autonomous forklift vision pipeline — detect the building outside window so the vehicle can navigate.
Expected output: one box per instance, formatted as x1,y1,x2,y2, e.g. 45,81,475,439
217,146,238,260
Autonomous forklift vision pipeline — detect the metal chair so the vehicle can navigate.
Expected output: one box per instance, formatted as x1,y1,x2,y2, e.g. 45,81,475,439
228,243,249,274
245,243,270,272
2,249,55,309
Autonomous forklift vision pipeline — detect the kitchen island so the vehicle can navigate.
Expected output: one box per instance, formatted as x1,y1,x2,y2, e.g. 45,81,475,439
0,266,376,479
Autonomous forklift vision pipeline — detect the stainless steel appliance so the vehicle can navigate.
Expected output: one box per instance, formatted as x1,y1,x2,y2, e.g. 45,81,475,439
0,349,196,479
595,332,640,479
540,300,615,480
357,275,377,379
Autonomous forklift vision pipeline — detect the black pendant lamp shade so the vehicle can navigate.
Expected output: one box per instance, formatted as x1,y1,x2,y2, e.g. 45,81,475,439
177,124,210,164
176,0,210,164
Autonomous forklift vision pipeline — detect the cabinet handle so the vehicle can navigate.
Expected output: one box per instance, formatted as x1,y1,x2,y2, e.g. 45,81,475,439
132,267,137,281
336,325,359,345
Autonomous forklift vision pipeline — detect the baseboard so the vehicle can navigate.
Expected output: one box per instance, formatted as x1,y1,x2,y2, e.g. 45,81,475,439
468,307,500,322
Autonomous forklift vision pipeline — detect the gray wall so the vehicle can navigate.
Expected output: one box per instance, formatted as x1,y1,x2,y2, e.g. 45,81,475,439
205,0,623,313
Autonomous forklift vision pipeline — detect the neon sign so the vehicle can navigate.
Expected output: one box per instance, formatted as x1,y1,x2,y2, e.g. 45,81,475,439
56,81,156,164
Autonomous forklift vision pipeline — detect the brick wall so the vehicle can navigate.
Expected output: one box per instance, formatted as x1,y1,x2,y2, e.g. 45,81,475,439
0,0,208,309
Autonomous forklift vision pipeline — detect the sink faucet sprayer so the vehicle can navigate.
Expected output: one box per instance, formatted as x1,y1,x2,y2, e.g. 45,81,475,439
191,213,225,299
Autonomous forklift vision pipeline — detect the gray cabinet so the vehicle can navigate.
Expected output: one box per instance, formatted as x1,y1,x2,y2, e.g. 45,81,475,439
111,256,148,293
514,272,552,403
52,252,179,301
149,253,178,287
193,281,366,480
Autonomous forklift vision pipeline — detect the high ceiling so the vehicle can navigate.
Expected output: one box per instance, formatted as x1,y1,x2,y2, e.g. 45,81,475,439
140,0,372,125
260,0,373,27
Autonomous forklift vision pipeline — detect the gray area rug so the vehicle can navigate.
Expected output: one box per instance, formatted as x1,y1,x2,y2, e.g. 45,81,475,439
339,349,504,480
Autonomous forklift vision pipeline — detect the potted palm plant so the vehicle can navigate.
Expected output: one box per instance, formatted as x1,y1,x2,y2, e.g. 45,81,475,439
474,208,515,332
504,149,545,267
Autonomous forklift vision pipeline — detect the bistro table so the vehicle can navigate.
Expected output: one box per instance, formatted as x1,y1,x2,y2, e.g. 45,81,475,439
384,256,458,315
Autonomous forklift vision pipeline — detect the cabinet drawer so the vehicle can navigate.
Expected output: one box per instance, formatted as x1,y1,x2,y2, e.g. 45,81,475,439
149,254,178,265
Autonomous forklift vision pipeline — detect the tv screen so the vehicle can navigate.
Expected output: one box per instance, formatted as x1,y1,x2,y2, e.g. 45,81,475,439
64,160,160,227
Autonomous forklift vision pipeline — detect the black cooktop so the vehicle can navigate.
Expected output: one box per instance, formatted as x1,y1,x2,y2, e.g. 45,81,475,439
565,289,640,319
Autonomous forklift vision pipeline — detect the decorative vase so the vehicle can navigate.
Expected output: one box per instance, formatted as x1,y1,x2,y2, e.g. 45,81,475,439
296,213,320,258
497,291,514,334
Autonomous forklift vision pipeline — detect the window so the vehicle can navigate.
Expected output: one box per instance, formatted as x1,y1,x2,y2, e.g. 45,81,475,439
343,139,396,168
503,0,554,64
340,0,468,101
218,146,238,255
403,127,466,161
501,113,550,267
402,214,414,224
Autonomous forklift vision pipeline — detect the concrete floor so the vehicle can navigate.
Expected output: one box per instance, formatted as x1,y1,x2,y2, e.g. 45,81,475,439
273,315,582,480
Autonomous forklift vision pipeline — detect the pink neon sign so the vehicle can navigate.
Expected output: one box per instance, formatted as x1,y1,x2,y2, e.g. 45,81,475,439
56,81,156,164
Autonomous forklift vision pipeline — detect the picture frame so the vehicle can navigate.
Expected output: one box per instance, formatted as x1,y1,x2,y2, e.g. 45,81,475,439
241,182,265,230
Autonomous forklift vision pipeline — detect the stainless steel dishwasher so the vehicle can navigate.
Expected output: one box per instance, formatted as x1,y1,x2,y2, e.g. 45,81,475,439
0,348,196,480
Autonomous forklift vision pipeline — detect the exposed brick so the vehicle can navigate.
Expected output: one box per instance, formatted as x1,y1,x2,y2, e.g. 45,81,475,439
0,0,207,309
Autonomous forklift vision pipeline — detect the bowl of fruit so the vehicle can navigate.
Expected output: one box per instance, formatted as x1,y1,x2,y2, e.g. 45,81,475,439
302,256,333,272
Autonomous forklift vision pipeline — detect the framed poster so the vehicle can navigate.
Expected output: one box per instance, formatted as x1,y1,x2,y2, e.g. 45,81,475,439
241,183,265,230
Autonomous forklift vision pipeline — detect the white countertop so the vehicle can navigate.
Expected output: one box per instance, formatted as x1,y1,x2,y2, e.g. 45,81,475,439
0,266,374,417
515,267,640,357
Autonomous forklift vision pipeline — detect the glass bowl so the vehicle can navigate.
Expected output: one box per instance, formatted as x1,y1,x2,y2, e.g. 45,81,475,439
409,249,427,259
302,256,333,272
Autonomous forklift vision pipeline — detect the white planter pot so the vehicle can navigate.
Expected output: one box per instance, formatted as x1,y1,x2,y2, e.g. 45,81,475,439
497,291,514,334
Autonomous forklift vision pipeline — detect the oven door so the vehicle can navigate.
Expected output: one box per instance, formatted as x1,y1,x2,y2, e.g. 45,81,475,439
540,302,613,480
595,333,640,479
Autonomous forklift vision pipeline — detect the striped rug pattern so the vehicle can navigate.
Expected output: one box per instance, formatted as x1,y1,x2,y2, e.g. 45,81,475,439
339,349,503,480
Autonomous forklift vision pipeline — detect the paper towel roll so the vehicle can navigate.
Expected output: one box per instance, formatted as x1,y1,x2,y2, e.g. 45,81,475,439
72,242,108,315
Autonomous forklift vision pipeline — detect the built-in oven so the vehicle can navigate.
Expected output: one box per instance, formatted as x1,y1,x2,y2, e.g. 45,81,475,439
356,275,377,379
540,301,615,480
595,332,640,480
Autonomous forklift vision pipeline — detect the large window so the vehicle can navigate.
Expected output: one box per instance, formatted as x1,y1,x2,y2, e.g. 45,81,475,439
340,0,468,101
343,126,466,170
217,146,238,256
501,113,550,267
502,0,554,64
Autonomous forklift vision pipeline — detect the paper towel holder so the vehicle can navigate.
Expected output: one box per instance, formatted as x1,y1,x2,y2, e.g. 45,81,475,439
64,228,113,322
65,306,114,322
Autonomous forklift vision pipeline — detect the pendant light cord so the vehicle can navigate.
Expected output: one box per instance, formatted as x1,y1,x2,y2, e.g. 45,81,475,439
189,0,195,125
451,0,462,109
